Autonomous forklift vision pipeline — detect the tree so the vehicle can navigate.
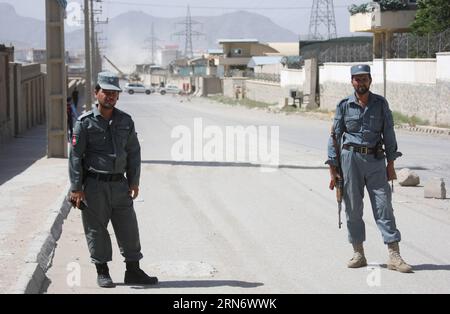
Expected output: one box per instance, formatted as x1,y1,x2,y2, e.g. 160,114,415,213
411,0,450,35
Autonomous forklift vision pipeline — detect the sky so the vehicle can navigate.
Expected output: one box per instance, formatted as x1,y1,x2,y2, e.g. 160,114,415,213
3,0,368,37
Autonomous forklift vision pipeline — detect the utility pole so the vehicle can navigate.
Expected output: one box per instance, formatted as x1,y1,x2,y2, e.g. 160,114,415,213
150,22,157,64
97,32,108,61
308,0,338,40
95,31,107,74
91,0,108,82
84,0,92,107
46,0,67,157
172,5,205,58
90,0,95,85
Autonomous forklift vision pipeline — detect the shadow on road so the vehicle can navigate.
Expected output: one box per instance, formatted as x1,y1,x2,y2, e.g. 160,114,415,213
397,166,430,171
410,264,450,271
142,160,328,170
115,280,264,289
378,264,450,271
0,125,48,186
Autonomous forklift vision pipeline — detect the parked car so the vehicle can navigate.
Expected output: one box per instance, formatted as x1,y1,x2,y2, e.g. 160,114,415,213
158,84,182,95
124,82,153,95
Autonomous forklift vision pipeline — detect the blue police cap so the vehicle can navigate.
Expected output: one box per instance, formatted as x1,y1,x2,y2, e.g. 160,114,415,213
351,64,371,76
97,71,122,92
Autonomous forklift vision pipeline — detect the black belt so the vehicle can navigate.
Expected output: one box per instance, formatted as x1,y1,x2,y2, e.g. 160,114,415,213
343,144,376,155
87,171,124,182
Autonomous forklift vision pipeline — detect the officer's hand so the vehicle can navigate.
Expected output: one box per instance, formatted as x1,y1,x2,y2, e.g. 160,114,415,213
70,191,85,209
386,161,397,181
129,185,139,200
329,166,341,190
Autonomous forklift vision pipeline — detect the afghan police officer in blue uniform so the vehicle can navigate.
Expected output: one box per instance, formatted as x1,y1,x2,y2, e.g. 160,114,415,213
69,72,158,287
326,65,413,273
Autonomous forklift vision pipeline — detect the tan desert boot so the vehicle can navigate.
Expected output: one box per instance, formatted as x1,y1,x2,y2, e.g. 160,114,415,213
387,242,413,273
348,243,368,268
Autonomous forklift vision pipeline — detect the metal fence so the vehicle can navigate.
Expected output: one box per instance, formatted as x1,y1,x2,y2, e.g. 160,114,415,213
320,44,372,63
391,29,450,58
301,43,373,64
299,29,450,63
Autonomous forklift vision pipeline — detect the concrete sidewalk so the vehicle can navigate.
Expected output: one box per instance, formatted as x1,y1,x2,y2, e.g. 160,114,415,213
0,124,71,294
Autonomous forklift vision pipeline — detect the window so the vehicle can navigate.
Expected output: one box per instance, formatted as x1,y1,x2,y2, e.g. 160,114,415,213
232,48,242,56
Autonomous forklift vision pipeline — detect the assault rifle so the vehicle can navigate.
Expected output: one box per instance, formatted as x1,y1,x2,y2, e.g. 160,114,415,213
330,128,343,229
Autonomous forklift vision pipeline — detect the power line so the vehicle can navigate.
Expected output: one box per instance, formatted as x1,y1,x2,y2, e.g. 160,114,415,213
143,22,161,64
172,5,205,58
308,0,338,40
103,0,349,11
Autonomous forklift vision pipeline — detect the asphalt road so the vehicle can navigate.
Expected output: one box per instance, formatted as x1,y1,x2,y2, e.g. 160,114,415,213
45,92,450,294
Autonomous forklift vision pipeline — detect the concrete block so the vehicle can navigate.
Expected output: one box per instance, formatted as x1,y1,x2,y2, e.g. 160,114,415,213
424,178,446,199
278,97,288,109
397,168,420,186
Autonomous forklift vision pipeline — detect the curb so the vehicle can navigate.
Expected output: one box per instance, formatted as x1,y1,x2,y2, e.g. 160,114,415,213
207,98,450,136
10,182,72,294
395,124,450,136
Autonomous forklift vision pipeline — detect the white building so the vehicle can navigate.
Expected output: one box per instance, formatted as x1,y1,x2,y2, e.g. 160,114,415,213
158,45,182,68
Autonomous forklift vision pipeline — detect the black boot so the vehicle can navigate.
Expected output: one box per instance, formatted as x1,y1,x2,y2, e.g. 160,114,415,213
124,261,158,285
95,263,115,288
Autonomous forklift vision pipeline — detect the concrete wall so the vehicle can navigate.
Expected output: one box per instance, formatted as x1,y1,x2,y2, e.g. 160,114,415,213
280,68,305,88
0,62,47,146
18,64,46,133
0,51,11,145
319,62,359,84
437,52,450,81
319,56,450,125
223,77,247,99
0,61,85,150
372,82,449,125
198,77,222,96
372,59,436,84
222,68,305,106
167,76,191,90
141,74,167,87
245,80,286,104
436,52,450,126
319,62,361,110
219,55,449,124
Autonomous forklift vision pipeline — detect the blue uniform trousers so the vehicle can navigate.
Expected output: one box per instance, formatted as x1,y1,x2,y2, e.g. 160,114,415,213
341,149,401,245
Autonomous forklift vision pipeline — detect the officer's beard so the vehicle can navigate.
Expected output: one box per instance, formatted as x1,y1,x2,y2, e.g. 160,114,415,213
355,85,370,95
102,102,114,109
100,98,116,110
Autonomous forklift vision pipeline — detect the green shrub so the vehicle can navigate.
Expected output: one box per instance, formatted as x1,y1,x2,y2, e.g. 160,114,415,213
208,96,275,108
392,111,429,126
349,0,408,15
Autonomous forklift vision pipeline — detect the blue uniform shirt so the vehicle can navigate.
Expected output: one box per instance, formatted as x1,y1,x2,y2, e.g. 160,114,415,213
326,92,401,167
69,105,141,191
